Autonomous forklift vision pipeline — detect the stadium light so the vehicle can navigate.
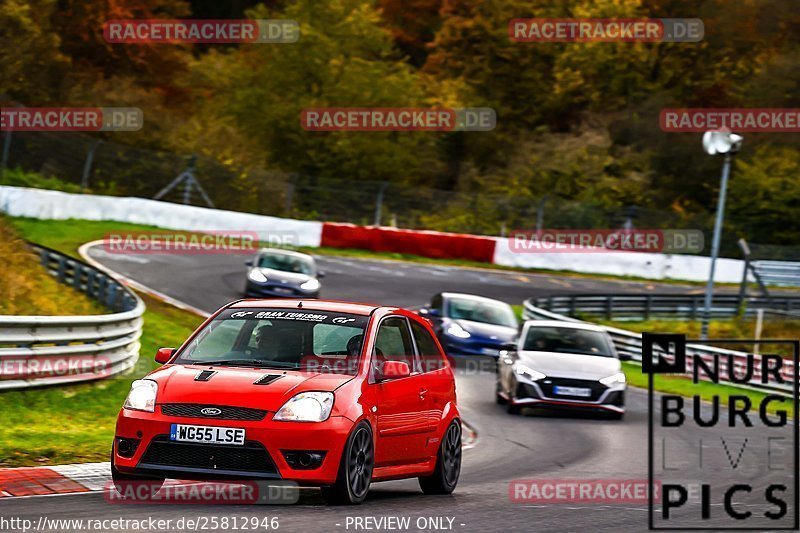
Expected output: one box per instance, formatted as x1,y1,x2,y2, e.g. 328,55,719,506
700,131,743,340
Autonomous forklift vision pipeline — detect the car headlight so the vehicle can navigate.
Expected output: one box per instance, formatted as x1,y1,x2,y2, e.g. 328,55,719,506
446,322,471,339
514,364,546,381
599,372,626,387
274,392,334,422
300,279,320,291
248,270,268,283
123,379,157,412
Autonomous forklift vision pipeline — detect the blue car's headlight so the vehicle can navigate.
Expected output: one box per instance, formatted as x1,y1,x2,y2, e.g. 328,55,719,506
248,270,268,283
446,323,471,339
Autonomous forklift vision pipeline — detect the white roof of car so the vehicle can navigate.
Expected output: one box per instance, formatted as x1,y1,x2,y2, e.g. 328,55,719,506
522,320,607,333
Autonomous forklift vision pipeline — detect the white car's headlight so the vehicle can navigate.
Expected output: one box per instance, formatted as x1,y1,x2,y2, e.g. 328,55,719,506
123,379,157,412
274,392,334,422
248,270,268,283
446,322,471,339
599,372,626,387
514,364,546,381
300,279,320,291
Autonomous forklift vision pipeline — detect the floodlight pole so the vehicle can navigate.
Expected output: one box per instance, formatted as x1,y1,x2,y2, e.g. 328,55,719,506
700,152,732,340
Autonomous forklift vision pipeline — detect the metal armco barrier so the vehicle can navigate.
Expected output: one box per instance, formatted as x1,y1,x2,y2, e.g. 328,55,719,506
528,293,800,321
753,260,800,288
522,299,796,395
0,244,144,390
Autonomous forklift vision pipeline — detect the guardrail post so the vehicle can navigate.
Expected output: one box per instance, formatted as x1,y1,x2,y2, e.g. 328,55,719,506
645,295,652,320
691,298,698,320
56,256,67,283
0,130,11,179
606,296,613,320
570,297,577,317
547,296,554,310
72,263,83,291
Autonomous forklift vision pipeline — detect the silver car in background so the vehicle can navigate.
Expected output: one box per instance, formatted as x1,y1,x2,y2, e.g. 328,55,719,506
496,320,630,419
244,248,324,298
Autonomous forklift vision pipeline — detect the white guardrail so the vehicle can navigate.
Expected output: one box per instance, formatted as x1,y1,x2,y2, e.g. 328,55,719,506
0,244,144,390
522,299,796,396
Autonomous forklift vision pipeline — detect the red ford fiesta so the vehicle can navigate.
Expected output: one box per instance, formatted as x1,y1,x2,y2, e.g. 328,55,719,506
112,299,461,504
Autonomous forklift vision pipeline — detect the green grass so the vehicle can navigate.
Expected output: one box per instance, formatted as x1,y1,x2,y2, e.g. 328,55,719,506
0,220,205,466
0,168,83,194
622,361,794,418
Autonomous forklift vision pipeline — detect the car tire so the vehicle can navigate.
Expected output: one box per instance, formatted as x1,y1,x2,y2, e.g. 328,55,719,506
506,402,521,415
607,411,625,420
321,421,374,505
111,454,164,499
419,420,461,495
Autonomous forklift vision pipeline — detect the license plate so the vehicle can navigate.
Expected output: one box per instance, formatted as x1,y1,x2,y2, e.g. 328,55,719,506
553,386,592,398
273,287,294,295
480,348,500,356
170,424,245,445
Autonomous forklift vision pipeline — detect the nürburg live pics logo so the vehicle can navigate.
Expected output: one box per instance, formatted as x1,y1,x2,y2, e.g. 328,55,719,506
644,333,798,530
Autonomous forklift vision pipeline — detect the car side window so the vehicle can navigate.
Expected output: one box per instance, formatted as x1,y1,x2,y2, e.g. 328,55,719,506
373,317,415,370
411,321,445,372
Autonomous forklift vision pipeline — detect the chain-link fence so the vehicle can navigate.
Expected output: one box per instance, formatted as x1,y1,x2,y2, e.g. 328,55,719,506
0,128,788,258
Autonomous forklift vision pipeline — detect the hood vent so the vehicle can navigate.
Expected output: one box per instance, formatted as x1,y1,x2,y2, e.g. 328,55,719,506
254,374,282,385
195,370,216,382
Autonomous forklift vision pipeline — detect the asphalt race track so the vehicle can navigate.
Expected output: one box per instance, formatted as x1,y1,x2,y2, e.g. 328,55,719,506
84,246,722,313
1,247,792,532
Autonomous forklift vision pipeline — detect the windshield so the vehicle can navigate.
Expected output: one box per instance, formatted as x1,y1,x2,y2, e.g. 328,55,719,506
523,326,615,357
174,308,368,374
256,252,315,276
447,297,517,328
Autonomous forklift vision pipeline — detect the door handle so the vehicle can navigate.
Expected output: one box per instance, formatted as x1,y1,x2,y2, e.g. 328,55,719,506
419,388,428,399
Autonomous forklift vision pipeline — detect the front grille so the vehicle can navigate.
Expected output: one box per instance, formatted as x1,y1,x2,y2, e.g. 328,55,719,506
161,404,267,421
140,436,277,473
538,377,607,402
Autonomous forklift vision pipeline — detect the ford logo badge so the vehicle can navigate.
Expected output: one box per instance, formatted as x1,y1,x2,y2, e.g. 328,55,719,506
200,407,222,416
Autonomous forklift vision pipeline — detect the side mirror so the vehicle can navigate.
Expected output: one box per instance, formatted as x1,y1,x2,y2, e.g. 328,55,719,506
378,360,411,380
618,352,634,362
245,259,253,267
500,342,518,353
317,271,326,278
155,347,175,364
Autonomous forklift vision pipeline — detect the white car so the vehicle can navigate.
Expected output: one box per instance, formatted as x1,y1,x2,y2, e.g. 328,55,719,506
496,320,630,419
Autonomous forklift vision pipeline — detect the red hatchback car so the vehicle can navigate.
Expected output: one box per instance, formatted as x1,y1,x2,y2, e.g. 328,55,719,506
113,299,461,504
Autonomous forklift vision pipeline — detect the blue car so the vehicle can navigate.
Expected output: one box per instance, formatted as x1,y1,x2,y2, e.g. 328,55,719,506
419,292,519,357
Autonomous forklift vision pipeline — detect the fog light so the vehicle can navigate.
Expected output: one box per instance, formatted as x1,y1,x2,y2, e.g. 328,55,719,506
282,451,326,470
116,437,140,458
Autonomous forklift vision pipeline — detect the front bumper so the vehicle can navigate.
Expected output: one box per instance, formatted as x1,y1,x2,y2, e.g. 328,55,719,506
114,407,353,485
244,281,319,299
442,336,507,358
509,378,625,414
